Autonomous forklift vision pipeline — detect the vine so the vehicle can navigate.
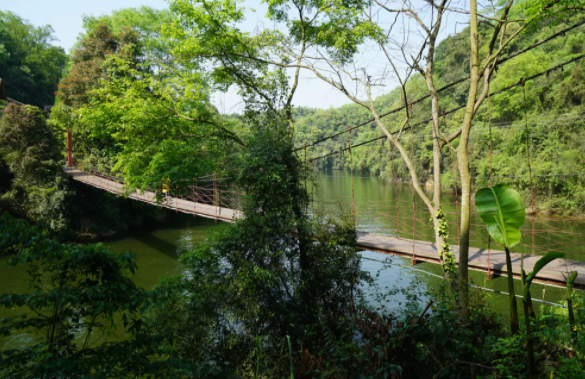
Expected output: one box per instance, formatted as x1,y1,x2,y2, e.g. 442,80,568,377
434,207,458,282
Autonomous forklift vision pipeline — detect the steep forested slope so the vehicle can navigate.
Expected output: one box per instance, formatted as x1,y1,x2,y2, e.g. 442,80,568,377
293,17,585,214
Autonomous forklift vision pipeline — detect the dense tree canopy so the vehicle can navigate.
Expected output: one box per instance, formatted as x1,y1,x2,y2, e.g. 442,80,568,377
53,7,245,194
0,11,67,107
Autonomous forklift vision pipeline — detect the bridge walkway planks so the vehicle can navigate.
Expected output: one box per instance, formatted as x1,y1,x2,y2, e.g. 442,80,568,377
65,166,585,288
64,166,241,222
357,232,585,287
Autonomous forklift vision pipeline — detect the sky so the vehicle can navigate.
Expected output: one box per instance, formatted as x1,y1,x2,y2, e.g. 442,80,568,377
2,0,469,112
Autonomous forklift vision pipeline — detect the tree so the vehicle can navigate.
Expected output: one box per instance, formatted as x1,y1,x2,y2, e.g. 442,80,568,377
0,103,69,232
167,0,584,308
73,46,244,191
0,212,186,378
57,21,140,109
82,6,175,69
0,11,67,107
151,122,368,376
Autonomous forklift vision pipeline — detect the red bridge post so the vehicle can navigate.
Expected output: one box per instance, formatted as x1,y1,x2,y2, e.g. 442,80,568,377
66,130,73,166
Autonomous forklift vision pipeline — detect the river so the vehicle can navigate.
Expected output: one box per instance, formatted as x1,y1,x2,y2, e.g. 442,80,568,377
1,170,583,349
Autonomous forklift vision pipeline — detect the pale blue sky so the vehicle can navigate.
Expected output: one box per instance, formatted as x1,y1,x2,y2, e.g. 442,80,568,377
2,1,169,53
2,1,467,111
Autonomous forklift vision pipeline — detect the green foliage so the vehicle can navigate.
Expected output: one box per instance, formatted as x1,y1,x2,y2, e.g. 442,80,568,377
75,52,239,191
523,252,565,298
151,123,368,376
0,11,67,107
0,101,167,239
58,21,141,109
475,184,526,248
0,212,186,378
475,183,524,334
82,6,174,67
435,207,457,281
490,332,529,377
0,104,60,182
292,15,585,214
168,0,292,116
0,103,68,233
58,6,243,193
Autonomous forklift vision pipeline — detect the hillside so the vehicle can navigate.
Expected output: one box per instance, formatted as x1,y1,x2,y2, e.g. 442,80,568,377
293,17,585,214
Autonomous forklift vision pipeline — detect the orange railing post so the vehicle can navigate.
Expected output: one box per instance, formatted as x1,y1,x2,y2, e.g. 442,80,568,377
66,130,73,166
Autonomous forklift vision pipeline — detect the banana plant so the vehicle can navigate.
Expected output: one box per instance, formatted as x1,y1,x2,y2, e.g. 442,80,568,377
475,184,525,334
522,251,565,375
565,271,579,344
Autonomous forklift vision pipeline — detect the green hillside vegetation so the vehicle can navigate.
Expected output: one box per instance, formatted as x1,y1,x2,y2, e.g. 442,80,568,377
293,17,585,215
0,11,67,107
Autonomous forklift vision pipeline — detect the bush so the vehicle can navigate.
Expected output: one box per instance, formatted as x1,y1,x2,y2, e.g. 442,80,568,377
0,212,185,378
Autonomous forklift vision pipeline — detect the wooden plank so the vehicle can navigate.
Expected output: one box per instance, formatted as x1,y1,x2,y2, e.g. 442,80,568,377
64,166,585,287
64,166,242,222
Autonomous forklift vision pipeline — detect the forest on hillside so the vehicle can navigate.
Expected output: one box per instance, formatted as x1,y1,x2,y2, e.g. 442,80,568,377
293,16,585,214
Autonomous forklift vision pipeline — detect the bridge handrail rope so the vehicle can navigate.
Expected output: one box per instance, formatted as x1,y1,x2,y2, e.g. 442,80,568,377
306,53,585,163
294,20,585,153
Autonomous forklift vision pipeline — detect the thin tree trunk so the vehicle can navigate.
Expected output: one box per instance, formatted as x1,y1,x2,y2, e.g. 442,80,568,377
456,0,481,310
426,70,457,291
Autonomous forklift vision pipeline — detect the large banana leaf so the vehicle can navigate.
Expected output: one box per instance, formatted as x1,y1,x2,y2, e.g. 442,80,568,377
523,251,564,297
475,184,525,248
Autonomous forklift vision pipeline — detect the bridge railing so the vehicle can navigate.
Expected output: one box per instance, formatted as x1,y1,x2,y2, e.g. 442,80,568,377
76,162,244,212
168,179,243,211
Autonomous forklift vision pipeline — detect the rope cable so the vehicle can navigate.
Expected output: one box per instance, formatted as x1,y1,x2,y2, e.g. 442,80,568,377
295,21,585,153
307,53,585,163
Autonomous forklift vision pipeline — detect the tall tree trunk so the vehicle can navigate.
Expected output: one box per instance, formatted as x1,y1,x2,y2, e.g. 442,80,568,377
370,106,454,286
427,76,458,291
456,0,481,310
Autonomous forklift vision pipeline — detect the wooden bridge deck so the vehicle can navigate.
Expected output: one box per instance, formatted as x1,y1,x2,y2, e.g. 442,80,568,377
64,166,241,222
65,166,585,287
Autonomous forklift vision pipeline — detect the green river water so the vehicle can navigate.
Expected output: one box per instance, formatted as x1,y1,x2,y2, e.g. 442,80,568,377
1,170,584,349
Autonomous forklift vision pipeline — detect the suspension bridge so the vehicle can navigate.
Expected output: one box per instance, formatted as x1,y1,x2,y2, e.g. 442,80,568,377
63,164,585,288
62,19,585,289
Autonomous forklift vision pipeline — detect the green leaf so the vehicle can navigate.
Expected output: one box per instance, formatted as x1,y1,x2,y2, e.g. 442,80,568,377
523,251,564,297
567,270,578,290
475,184,525,248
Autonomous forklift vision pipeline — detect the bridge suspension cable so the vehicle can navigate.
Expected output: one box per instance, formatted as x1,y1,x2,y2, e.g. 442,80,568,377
294,19,585,153
306,52,585,163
